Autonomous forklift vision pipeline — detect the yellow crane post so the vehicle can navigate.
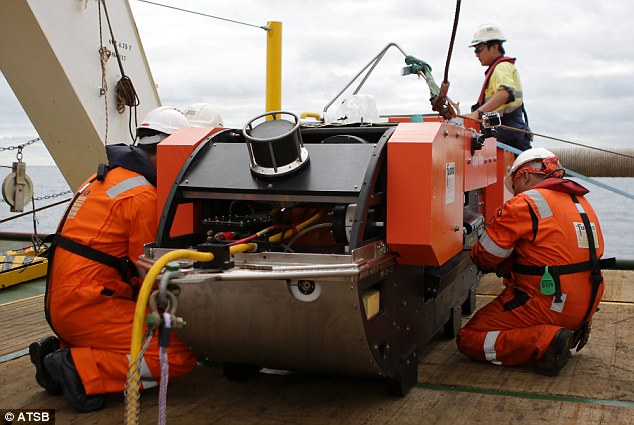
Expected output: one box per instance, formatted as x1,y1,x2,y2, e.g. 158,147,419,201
265,21,282,116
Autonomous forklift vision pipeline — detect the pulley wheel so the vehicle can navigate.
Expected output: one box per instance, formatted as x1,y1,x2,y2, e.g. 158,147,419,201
2,171,34,209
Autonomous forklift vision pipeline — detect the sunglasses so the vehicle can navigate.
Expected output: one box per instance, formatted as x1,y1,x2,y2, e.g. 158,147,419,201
474,45,487,54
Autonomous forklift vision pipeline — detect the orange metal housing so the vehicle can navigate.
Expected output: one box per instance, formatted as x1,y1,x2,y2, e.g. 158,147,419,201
386,122,465,266
157,128,220,238
461,117,515,221
486,146,515,220
463,136,497,192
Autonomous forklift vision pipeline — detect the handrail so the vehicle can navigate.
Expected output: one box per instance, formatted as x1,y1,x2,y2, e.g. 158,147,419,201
322,43,407,116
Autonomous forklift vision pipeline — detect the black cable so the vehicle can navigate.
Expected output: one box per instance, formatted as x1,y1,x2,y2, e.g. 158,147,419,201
101,0,139,143
0,198,72,225
29,196,39,252
115,76,140,114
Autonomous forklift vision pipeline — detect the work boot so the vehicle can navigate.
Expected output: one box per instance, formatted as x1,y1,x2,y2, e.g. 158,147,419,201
29,336,62,395
533,328,574,377
43,348,105,412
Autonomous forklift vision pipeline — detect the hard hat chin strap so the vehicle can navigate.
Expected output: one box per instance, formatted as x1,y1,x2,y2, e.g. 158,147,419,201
543,168,566,180
512,156,564,183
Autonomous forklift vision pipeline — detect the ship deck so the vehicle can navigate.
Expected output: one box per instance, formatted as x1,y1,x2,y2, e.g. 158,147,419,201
1,271,633,424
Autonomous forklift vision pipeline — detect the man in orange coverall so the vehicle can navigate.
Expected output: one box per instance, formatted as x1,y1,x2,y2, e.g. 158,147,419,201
457,147,608,376
28,107,196,412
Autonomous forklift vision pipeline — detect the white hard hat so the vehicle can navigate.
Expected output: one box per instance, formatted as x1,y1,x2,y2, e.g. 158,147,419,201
137,106,191,136
504,148,561,192
183,103,224,128
469,23,507,47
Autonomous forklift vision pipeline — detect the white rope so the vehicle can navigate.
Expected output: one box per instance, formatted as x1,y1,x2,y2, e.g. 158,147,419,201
124,329,154,425
158,312,171,425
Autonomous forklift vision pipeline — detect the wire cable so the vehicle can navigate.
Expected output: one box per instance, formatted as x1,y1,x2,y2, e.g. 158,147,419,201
443,0,461,83
136,0,270,31
283,223,333,252
460,115,634,160
0,198,72,224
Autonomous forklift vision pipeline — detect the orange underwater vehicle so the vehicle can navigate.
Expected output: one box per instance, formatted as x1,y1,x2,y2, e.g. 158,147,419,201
134,95,513,396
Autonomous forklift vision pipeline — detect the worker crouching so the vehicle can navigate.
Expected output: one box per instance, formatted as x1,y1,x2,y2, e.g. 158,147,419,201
457,148,610,376
28,107,197,412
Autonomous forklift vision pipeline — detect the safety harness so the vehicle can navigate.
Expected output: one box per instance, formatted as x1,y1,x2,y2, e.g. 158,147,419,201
42,167,139,328
475,56,516,108
511,193,616,349
472,55,530,128
51,234,138,284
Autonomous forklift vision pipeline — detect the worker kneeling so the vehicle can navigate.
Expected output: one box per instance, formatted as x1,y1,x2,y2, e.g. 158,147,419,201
28,107,197,412
457,148,608,376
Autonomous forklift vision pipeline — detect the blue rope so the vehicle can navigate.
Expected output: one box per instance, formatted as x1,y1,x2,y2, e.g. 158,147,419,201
0,348,28,363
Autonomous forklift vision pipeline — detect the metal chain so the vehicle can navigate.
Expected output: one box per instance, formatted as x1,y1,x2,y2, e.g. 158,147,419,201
0,137,41,152
0,190,72,204
31,190,73,201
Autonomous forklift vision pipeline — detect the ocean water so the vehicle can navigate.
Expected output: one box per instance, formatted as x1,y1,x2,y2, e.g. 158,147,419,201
1,166,633,259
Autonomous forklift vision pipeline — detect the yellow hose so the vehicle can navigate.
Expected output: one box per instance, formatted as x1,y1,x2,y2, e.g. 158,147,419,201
124,244,255,424
268,210,324,243
299,112,321,120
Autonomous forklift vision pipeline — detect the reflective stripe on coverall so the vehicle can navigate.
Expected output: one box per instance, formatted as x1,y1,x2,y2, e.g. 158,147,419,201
47,167,196,395
456,182,604,366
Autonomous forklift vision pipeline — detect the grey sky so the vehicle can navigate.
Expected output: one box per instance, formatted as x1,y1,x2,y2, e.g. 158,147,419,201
2,0,633,165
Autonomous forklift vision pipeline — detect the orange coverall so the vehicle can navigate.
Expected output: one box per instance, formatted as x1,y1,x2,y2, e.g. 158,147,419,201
457,178,604,366
47,166,196,395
